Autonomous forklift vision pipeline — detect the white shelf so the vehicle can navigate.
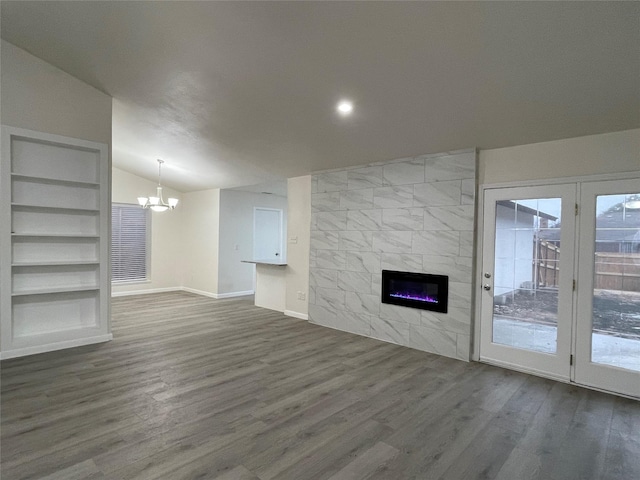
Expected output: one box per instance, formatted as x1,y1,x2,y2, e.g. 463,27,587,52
12,286,100,296
10,135,99,183
12,203,99,213
12,233,100,238
11,173,99,188
12,260,100,267
1,126,110,358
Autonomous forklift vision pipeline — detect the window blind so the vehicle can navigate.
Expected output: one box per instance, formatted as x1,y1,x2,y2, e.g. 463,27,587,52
111,203,149,282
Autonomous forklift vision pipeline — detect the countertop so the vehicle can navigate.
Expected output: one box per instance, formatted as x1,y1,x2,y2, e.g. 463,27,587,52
241,259,287,266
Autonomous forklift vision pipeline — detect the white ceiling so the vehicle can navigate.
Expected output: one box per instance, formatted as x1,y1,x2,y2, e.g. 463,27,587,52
2,1,639,192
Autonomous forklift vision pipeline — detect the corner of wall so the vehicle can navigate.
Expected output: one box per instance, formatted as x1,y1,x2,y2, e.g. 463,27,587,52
285,175,312,318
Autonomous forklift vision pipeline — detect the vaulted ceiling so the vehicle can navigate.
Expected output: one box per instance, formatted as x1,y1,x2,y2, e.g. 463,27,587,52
2,1,639,192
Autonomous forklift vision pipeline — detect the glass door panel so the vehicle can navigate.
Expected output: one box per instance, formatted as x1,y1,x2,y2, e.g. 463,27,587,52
480,185,575,381
576,180,640,398
592,194,640,371
492,198,562,354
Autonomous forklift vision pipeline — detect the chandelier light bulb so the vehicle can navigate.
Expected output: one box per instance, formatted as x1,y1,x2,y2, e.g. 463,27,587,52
138,159,178,212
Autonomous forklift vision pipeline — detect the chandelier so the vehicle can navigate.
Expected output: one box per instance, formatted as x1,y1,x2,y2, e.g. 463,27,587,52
137,159,179,212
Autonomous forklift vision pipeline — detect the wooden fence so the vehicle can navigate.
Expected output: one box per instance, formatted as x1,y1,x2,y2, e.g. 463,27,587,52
534,240,640,292
594,252,640,291
535,239,560,288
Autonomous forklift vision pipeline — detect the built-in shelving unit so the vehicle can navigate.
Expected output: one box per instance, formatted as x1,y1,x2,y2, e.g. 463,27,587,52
1,126,111,359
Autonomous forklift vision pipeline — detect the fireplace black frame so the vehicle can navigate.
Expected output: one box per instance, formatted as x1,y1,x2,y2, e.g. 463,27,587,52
381,270,448,313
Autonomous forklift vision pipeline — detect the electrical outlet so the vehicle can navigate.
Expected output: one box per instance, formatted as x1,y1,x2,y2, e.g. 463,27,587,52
297,291,306,300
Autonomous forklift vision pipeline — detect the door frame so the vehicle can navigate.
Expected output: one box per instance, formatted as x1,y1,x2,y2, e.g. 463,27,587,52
478,184,577,382
474,171,640,398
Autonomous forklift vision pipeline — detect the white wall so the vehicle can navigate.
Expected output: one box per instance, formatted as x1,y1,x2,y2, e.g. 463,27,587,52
285,176,312,318
494,205,534,297
218,190,287,295
111,168,184,295
1,40,112,145
479,129,640,185
181,189,221,295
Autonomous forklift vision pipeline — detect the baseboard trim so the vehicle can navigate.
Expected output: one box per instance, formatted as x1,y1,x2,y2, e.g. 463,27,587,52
0,334,113,360
214,290,255,299
181,287,218,298
284,310,309,320
181,287,254,299
111,287,181,297
112,287,254,299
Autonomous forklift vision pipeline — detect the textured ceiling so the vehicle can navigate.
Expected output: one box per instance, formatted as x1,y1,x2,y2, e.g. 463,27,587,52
2,1,639,192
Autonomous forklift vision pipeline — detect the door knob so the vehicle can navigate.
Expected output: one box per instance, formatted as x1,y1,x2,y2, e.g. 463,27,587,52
483,284,491,291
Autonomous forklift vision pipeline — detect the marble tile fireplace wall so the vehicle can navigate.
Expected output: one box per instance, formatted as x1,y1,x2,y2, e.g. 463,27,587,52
308,149,476,361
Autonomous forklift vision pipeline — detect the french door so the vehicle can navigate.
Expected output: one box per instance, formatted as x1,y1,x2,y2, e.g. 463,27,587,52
480,184,576,382
480,179,640,398
574,179,640,398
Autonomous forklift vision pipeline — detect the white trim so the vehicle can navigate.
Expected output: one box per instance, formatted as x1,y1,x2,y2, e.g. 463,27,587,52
111,280,152,286
0,125,108,151
181,287,218,298
472,186,485,361
481,170,640,191
112,287,254,299
213,289,254,299
284,310,309,320
181,287,254,299
0,334,113,360
111,287,181,297
1,127,13,353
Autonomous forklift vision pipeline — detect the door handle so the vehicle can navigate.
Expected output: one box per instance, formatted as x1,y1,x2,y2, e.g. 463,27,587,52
483,284,491,291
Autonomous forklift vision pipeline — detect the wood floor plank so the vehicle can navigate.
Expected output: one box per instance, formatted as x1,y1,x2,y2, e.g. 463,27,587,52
35,459,104,480
325,441,399,480
212,465,260,480
1,291,638,480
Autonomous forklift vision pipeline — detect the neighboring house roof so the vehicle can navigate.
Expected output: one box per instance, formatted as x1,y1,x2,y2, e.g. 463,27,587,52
539,204,640,243
593,207,640,242
497,200,557,221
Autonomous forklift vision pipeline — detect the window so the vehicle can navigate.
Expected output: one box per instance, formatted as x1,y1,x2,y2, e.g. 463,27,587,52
111,203,149,282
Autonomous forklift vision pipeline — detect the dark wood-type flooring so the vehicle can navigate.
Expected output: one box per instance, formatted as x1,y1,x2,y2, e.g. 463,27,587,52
1,292,639,480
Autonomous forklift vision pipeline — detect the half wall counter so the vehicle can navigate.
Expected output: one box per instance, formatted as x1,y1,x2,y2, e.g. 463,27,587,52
241,259,287,312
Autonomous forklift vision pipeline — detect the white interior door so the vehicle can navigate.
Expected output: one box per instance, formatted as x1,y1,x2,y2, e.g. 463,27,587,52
253,207,283,261
574,179,640,398
480,184,577,381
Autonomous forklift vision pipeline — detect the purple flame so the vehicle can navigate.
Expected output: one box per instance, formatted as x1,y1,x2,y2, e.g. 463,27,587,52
390,292,438,304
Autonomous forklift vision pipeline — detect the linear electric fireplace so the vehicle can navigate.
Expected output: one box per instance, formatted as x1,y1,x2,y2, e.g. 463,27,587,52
381,270,448,313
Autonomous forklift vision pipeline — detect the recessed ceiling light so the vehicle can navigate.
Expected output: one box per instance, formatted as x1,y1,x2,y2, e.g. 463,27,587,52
337,100,353,116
